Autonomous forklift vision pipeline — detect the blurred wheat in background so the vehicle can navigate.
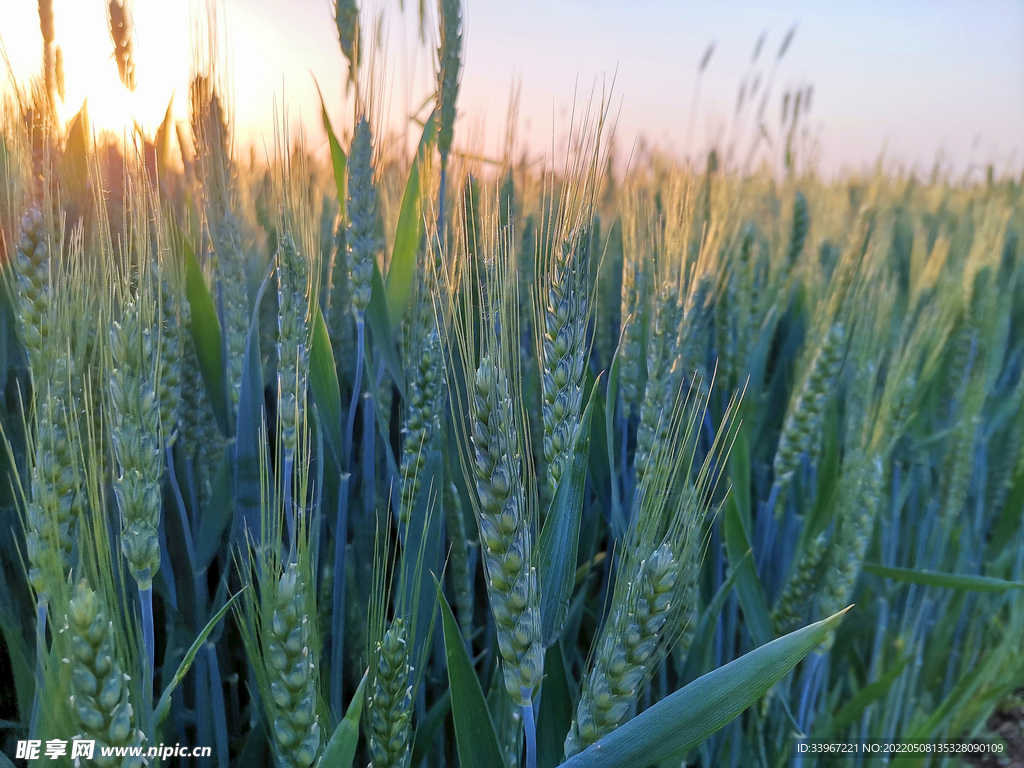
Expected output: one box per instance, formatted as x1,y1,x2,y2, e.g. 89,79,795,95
0,1,1022,767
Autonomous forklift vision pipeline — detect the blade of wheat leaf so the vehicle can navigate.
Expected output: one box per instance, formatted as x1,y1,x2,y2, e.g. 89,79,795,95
319,668,369,768
562,609,850,768
385,111,436,327
437,577,504,768
180,229,229,436
723,496,774,648
863,563,1024,592
309,303,344,465
153,590,243,731
315,77,347,207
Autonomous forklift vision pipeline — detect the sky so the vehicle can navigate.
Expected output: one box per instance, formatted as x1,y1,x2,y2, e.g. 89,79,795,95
2,0,1022,179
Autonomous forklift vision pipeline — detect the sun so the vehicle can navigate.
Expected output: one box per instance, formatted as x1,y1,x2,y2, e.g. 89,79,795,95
5,0,192,137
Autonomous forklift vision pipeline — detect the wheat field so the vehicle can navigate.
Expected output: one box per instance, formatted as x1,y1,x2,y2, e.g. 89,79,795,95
0,1,1022,767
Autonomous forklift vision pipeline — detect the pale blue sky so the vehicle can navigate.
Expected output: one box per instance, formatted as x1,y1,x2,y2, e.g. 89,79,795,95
3,0,1021,178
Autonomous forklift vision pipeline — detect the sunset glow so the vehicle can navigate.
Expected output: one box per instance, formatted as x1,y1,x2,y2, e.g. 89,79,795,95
3,1,1022,175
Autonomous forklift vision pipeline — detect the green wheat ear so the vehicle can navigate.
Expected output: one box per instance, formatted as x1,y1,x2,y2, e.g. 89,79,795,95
154,265,183,444
238,412,323,767
772,321,846,496
436,0,462,167
368,617,413,768
786,191,810,267
109,289,164,589
634,282,683,485
347,116,379,318
566,375,740,757
565,543,680,756
335,0,361,79
437,194,544,708
276,230,313,458
67,579,145,768
267,562,321,766
773,531,830,634
541,227,591,494
399,266,444,523
10,205,52,370
619,192,655,420
214,210,251,409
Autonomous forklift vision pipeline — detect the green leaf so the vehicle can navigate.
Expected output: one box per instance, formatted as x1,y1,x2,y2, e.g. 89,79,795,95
385,112,436,328
562,609,849,768
180,232,229,436
723,495,774,648
988,461,1024,561
319,669,368,768
155,93,175,176
584,370,610,515
233,264,274,542
830,653,909,732
153,590,243,730
537,388,597,646
728,416,752,528
316,78,347,208
401,450,444,664
863,563,1024,592
309,303,344,465
807,404,841,540
745,304,780,400
605,332,624,537
366,259,406,396
195,450,234,571
59,105,89,207
437,578,504,768
537,642,573,768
